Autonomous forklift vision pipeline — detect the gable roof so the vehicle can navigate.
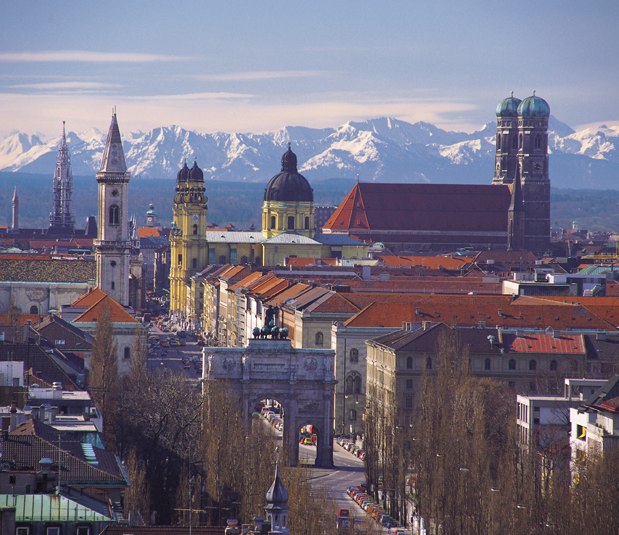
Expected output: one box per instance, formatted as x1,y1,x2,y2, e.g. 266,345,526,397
71,289,138,324
324,182,511,233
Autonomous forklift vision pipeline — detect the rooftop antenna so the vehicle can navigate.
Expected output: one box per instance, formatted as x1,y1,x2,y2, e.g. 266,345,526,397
511,91,514,98
356,173,360,183
533,90,536,97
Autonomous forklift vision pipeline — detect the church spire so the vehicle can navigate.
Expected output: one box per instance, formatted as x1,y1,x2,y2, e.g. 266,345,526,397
99,111,127,174
49,121,74,232
11,187,18,231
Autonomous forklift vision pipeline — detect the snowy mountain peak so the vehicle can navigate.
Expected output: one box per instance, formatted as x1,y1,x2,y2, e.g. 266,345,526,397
1,116,619,188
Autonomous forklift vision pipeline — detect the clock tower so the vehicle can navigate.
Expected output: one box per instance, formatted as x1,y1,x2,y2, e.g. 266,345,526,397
94,112,131,306
169,161,208,317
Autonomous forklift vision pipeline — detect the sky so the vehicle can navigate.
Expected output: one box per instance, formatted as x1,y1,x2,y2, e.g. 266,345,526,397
1,1,618,138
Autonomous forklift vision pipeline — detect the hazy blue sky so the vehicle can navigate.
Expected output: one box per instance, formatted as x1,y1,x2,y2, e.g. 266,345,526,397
1,1,617,137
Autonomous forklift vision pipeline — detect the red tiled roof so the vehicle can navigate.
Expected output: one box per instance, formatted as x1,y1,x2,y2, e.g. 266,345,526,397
137,227,161,238
227,271,265,291
377,255,473,269
324,183,511,233
72,289,138,324
506,333,585,354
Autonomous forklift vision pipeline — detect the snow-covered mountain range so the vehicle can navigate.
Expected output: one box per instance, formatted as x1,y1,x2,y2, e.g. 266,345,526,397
1,117,618,189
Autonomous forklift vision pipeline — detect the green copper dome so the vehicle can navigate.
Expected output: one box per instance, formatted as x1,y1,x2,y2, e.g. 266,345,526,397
517,94,550,117
496,95,522,117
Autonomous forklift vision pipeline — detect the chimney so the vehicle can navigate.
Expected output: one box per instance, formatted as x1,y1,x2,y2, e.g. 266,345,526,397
9,401,17,432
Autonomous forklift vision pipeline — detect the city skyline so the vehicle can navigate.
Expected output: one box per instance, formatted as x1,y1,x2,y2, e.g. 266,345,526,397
1,1,618,137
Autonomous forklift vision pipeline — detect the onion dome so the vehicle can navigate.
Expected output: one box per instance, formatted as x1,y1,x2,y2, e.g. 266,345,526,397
518,93,550,117
496,94,522,117
264,145,313,202
189,161,204,182
177,161,190,182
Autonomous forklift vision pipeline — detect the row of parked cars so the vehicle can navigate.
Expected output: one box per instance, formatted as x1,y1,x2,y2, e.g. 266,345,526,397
336,437,367,461
261,407,284,432
346,485,402,531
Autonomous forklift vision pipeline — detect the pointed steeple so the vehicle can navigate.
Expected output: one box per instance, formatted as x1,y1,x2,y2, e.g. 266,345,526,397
11,187,18,231
264,447,289,534
49,121,74,232
99,112,127,173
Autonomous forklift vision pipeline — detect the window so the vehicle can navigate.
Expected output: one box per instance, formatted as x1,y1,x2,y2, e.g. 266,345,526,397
219,256,226,264
509,359,516,370
349,348,359,363
192,223,198,235
192,258,197,269
426,357,432,370
109,204,120,225
550,359,558,371
240,256,248,264
230,248,238,264
54,339,66,346
406,379,413,390
124,347,130,360
405,394,414,410
518,133,523,149
287,215,295,229
178,254,182,267
30,305,39,314
208,248,216,264
304,216,310,229
406,356,413,369
16,528,30,535
512,135,517,149
345,372,362,394
349,409,357,421
484,358,491,371
46,528,61,535
535,135,541,149
111,281,115,290
315,332,324,346
270,215,276,229
497,134,501,150
529,359,537,371
76,528,91,535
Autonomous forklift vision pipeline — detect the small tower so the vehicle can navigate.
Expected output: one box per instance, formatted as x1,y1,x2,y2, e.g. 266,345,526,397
94,112,131,306
169,161,208,317
145,203,159,228
49,121,75,233
262,145,314,240
517,93,551,254
264,449,289,534
11,188,18,231
493,93,521,185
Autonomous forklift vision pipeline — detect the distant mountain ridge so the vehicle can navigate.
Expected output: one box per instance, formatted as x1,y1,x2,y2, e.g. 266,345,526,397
1,117,619,189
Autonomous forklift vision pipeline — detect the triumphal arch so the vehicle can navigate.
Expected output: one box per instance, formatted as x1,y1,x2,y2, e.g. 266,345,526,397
202,338,336,467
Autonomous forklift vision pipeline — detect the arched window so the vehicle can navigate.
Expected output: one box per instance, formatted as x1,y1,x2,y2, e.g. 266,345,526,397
484,358,491,371
192,224,198,235
315,332,324,346
509,359,516,370
406,356,413,369
30,305,39,314
512,135,517,149
345,372,362,395
109,204,120,225
535,135,541,149
270,215,276,229
550,359,558,371
349,348,359,363
518,133,523,149
287,215,295,229
529,359,537,371
497,134,501,150
192,258,197,269
111,281,115,290
124,347,131,360
304,216,310,229
426,357,432,370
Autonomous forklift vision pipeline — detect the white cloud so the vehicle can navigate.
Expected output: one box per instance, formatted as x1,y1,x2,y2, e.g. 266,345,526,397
194,70,323,82
10,81,123,90
0,51,189,63
0,91,481,138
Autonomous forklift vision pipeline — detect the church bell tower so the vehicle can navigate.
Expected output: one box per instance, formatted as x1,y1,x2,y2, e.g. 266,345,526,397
94,112,131,306
169,161,208,317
